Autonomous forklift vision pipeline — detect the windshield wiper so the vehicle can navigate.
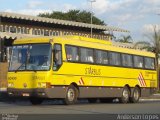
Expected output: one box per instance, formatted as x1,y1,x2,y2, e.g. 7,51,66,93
15,63,26,72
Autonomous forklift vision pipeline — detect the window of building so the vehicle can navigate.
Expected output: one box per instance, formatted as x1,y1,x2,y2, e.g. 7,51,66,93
0,25,3,32
133,56,144,68
95,50,108,65
65,45,79,61
32,29,35,35
80,48,94,63
26,28,30,34
144,57,155,69
49,31,53,36
10,26,17,33
63,32,67,35
44,30,49,36
55,31,59,36
35,29,38,35
37,29,41,35
122,54,133,67
41,29,44,35
21,27,26,34
109,52,121,66
17,27,21,33
5,25,9,32
24,28,28,34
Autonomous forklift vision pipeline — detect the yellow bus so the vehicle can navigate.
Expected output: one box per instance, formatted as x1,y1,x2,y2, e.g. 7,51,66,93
7,36,157,105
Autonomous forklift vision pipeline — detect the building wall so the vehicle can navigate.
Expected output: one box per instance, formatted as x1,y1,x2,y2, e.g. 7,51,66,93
0,22,111,40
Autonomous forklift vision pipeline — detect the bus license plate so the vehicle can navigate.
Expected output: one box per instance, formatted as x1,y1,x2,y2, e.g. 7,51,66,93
22,93,30,97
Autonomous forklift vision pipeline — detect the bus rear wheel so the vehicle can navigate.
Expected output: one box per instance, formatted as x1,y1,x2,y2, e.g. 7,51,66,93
130,87,140,103
30,98,43,105
120,86,130,103
64,85,78,105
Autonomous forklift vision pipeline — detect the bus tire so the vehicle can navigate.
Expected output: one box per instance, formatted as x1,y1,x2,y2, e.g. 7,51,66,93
120,86,130,103
130,87,140,103
64,85,78,105
30,98,43,105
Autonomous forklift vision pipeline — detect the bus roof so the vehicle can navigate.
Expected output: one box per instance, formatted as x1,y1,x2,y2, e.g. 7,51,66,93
14,35,155,57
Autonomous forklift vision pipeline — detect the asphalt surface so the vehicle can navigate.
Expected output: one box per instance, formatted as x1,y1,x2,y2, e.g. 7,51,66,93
0,98,160,114
0,97,160,120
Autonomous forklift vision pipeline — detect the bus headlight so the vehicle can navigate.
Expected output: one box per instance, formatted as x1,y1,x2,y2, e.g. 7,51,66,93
38,82,46,88
8,82,14,88
38,82,51,88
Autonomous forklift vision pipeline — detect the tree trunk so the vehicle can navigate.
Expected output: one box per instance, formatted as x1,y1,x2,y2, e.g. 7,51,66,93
156,54,159,91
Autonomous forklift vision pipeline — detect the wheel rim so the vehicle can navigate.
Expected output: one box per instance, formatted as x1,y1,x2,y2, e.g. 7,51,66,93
123,89,129,102
67,88,75,102
133,89,139,101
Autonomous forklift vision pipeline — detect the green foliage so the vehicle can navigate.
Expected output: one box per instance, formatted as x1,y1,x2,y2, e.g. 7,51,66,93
116,35,133,43
38,10,105,25
134,26,160,66
134,26,160,53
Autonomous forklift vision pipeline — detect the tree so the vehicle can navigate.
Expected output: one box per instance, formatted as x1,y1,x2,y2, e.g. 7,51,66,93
38,10,105,25
116,35,133,43
134,26,160,65
134,26,160,90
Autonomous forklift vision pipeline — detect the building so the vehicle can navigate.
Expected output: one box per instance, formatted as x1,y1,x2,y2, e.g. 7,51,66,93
0,12,128,90
0,12,129,61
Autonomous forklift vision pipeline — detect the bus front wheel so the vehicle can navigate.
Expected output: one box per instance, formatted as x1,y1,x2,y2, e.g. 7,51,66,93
64,85,78,105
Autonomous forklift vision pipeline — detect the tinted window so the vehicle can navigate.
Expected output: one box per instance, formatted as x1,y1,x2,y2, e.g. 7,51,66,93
53,44,62,71
66,45,79,61
95,50,108,64
145,57,155,69
80,48,94,63
122,54,133,67
134,56,144,68
109,52,121,66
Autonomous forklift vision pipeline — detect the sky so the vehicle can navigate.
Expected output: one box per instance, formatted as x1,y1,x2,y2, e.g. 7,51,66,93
0,0,160,42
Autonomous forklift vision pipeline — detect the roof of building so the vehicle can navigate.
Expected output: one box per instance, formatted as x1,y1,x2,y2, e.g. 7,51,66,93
0,12,129,32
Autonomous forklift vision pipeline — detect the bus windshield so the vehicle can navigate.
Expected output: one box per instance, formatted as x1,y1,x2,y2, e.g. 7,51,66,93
9,44,51,71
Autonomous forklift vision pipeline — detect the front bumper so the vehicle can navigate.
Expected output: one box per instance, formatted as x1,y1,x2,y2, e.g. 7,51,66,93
7,87,67,98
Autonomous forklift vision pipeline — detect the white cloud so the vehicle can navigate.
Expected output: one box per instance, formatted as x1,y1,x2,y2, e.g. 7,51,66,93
62,4,77,12
4,9,51,16
145,0,160,5
88,0,137,15
27,0,43,9
142,24,160,34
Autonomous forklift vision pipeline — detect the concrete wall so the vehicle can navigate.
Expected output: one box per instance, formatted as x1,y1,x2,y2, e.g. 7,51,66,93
0,62,8,91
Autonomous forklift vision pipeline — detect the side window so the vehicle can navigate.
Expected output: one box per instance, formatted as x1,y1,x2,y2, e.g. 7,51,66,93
65,45,79,61
134,56,144,68
109,52,121,66
95,50,108,65
80,48,94,63
144,57,155,69
122,54,133,67
53,44,62,71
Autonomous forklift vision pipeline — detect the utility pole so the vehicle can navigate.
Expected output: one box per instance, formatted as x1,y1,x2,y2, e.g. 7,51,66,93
89,0,96,38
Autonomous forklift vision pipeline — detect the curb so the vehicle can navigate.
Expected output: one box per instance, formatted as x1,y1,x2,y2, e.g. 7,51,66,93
140,98,160,101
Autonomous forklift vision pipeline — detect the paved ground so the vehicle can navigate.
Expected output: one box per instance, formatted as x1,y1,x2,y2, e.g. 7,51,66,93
1,95,160,120
0,98,160,114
